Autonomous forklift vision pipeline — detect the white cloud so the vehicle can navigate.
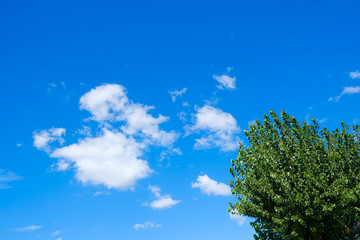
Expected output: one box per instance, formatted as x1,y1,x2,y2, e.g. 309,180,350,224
56,160,70,171
182,102,190,107
33,127,66,152
191,175,231,196
350,70,360,79
169,88,187,102
133,221,162,230
149,196,180,209
229,212,246,226
80,84,177,146
75,126,92,137
177,111,188,123
35,84,178,191
51,130,151,190
214,74,236,90
148,185,161,197
56,238,63,240
94,191,110,196
52,230,62,236
0,169,22,190
16,143,22,147
16,225,42,232
119,103,177,146
146,185,180,210
79,84,128,122
159,147,182,164
186,105,240,151
329,86,360,101
316,118,328,124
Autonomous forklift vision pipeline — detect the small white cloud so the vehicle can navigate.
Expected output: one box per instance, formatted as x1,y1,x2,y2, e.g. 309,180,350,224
186,105,240,151
317,118,328,124
56,238,63,240
159,147,182,163
60,81,66,89
56,160,70,171
350,70,360,79
147,185,180,210
177,111,188,123
169,88,187,102
0,169,23,190
149,196,180,209
33,127,66,152
329,86,360,101
16,225,42,232
133,221,162,230
213,73,236,90
52,230,62,236
229,212,246,226
79,84,128,122
148,185,161,198
94,191,110,196
182,102,190,107
16,143,22,147
48,82,57,91
191,174,231,196
226,67,234,73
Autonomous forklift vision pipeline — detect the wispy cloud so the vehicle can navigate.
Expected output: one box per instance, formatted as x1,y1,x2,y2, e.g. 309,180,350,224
169,88,187,102
191,174,231,196
133,221,162,230
316,118,328,124
0,169,23,190
52,230,62,236
15,225,42,232
328,86,360,102
94,191,110,196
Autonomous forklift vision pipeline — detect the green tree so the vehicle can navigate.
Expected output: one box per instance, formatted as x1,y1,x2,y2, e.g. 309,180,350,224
229,110,360,239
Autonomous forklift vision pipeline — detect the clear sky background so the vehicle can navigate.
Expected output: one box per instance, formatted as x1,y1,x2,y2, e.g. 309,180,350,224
1,0,360,239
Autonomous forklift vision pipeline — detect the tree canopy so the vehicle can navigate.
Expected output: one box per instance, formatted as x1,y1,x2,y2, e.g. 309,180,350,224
229,110,360,239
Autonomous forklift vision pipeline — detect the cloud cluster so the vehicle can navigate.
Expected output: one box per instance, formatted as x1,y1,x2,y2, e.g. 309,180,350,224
34,84,178,190
146,185,180,209
133,221,162,230
186,105,240,151
191,174,231,196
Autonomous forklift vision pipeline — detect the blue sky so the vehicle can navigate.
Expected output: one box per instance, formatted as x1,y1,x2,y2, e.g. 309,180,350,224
1,0,360,239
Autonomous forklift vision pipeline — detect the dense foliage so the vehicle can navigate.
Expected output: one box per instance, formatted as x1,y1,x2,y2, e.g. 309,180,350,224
229,110,360,239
